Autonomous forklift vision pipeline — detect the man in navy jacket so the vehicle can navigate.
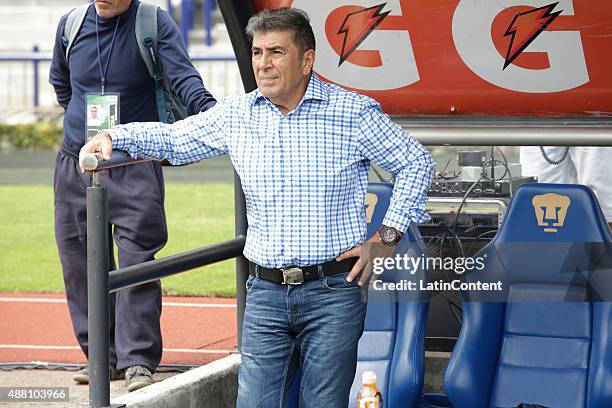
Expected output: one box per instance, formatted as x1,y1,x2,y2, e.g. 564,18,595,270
49,0,216,391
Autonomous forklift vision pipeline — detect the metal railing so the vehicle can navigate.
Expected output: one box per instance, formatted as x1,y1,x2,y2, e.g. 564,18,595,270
395,117,612,146
0,50,240,110
85,157,247,408
0,48,52,109
176,0,217,48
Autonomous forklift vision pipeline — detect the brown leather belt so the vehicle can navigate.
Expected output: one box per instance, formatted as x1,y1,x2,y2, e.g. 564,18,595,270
249,258,357,285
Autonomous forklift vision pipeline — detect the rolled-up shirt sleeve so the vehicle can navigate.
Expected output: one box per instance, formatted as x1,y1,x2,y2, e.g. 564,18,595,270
108,100,228,165
356,100,435,232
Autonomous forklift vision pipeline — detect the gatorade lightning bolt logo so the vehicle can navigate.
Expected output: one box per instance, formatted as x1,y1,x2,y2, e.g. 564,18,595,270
503,2,562,69
337,3,390,66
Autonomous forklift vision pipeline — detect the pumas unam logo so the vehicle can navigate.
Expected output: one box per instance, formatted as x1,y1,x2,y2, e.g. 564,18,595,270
502,2,562,70
532,193,571,233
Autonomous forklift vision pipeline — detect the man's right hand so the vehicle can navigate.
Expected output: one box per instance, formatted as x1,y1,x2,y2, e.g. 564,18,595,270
79,130,113,173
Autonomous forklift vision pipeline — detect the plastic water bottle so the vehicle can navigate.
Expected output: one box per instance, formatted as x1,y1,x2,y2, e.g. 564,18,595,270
357,371,383,408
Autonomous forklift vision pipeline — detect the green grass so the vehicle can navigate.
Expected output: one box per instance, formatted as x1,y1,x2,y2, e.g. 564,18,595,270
0,184,237,297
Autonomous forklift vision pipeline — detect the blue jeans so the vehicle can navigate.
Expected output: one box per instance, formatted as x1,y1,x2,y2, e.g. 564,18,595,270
237,270,367,408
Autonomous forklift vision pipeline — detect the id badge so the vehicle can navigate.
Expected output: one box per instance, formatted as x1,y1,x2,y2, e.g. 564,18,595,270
86,93,120,143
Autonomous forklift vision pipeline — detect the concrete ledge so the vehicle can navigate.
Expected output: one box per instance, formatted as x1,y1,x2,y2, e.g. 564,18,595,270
111,350,449,407
113,354,240,408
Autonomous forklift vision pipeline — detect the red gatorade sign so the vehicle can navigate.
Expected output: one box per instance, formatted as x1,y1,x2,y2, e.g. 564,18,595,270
252,0,612,116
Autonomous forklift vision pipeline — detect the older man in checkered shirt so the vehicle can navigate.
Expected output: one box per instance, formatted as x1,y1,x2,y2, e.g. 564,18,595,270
81,7,434,407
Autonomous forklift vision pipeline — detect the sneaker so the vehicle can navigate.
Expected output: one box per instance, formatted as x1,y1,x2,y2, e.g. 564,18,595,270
72,365,124,384
125,365,154,392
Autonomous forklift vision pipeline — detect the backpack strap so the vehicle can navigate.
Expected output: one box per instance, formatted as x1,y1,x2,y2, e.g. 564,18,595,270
135,2,158,78
62,3,91,61
135,2,168,123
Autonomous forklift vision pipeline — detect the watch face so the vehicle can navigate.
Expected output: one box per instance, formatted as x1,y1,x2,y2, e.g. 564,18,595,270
380,226,398,244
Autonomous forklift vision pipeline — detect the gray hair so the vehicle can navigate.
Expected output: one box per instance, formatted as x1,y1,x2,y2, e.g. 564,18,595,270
245,7,316,55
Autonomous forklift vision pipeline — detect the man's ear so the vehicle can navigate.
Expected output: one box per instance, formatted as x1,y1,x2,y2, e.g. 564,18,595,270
302,49,315,75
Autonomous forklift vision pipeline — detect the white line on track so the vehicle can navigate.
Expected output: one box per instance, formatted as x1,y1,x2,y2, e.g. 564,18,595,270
0,297,65,304
163,302,236,309
164,348,232,354
0,297,236,308
0,345,232,354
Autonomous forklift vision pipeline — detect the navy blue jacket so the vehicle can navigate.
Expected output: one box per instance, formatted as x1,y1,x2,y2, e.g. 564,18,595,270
49,0,216,148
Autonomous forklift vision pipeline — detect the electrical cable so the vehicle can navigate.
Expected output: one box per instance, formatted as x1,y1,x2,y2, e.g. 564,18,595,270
494,146,514,196
438,230,464,324
495,146,509,168
441,148,501,325
430,147,515,327
458,149,512,236
0,362,82,371
475,229,499,240
437,157,452,180
446,225,465,258
451,174,483,242
424,228,463,325
450,148,504,241
0,361,198,372
480,159,508,181
490,145,495,181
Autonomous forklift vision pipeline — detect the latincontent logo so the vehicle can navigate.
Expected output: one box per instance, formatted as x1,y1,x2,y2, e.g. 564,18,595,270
368,253,503,294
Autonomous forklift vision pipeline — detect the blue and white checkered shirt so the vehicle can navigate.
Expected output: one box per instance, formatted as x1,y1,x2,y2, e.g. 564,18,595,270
109,73,435,268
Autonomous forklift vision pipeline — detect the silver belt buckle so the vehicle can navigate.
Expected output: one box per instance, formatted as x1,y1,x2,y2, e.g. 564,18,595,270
282,267,304,285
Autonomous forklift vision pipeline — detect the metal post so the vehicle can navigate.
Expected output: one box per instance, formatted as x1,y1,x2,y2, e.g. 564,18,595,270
32,45,39,108
217,0,256,351
180,0,191,48
234,173,248,350
167,0,173,18
86,173,111,408
109,236,245,292
204,0,213,47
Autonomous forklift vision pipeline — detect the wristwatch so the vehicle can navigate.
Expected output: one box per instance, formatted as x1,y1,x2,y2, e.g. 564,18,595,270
378,225,403,246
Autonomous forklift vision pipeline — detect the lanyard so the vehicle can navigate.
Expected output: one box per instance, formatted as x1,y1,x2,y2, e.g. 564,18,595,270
95,13,121,94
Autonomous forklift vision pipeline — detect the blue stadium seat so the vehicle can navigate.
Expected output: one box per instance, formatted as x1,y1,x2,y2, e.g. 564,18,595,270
349,183,430,408
288,182,430,408
421,183,612,408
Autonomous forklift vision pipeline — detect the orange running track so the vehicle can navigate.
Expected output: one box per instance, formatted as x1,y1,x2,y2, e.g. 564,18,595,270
0,293,237,367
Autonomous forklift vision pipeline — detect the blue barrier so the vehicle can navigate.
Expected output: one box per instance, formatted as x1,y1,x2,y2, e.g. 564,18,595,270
204,0,214,47
0,51,235,109
180,0,194,48
177,0,217,47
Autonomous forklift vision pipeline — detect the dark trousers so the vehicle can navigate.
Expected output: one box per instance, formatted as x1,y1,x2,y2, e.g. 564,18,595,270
54,142,168,371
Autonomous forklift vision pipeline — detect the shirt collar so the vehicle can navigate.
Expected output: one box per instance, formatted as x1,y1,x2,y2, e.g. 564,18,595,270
252,72,329,108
